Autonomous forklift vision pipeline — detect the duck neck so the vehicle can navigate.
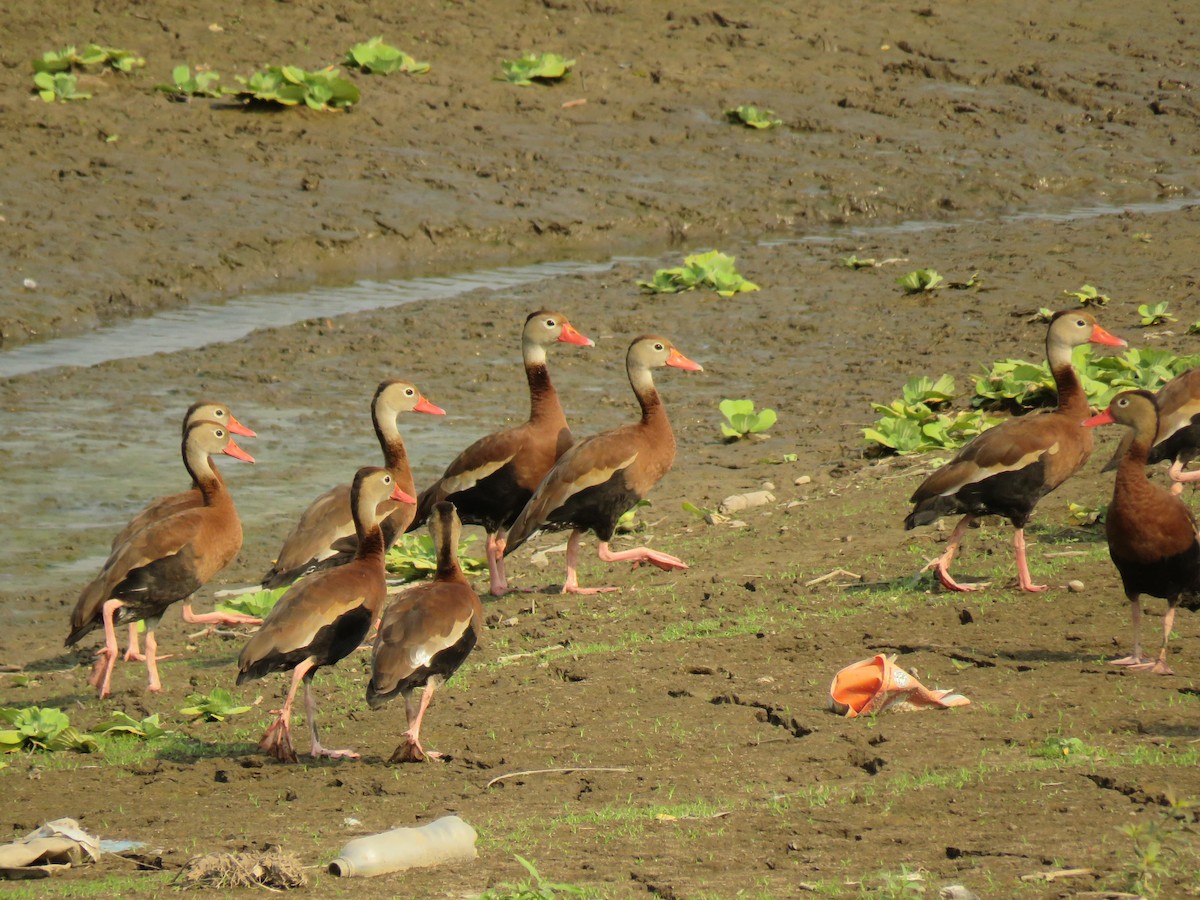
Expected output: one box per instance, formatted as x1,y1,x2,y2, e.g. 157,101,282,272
524,340,565,426
631,364,671,433
374,407,415,494
1047,339,1088,417
353,500,385,562
184,448,226,506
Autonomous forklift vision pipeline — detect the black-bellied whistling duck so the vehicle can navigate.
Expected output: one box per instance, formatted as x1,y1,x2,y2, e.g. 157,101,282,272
504,335,703,595
237,467,415,762
368,502,483,763
1084,390,1200,675
256,381,443,591
409,311,593,596
905,311,1126,592
66,420,254,698
1103,366,1200,493
116,401,259,662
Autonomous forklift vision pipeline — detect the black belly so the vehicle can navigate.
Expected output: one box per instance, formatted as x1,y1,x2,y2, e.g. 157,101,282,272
445,465,531,533
1112,541,1200,602
908,460,1048,529
543,473,639,542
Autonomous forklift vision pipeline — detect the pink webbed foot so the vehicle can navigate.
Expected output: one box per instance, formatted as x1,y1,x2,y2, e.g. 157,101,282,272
1108,654,1155,668
182,605,263,627
1129,660,1176,676
922,559,989,593
309,743,360,761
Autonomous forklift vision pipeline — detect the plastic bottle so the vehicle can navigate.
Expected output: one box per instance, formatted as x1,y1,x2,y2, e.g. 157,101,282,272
327,815,478,878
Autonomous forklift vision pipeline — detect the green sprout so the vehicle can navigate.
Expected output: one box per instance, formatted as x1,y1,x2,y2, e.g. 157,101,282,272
500,52,575,85
1067,501,1105,526
156,65,224,98
180,688,251,722
231,65,360,110
344,37,430,75
0,706,98,753
615,499,652,534
32,71,91,102
478,855,598,899
839,255,877,269
1063,284,1110,307
719,399,777,439
896,269,943,293
725,105,782,129
638,250,759,298
1138,302,1176,327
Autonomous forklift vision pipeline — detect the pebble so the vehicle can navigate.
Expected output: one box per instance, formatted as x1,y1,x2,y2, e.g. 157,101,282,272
794,475,812,485
1067,579,1085,593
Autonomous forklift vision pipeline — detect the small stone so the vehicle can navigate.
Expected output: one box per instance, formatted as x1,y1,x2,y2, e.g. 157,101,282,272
762,481,776,492
1067,579,1085,593
756,675,775,684
794,475,812,485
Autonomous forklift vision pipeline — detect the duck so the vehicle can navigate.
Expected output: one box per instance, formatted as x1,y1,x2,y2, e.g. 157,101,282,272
66,420,254,698
504,335,703,595
114,401,260,662
905,311,1126,592
1103,366,1200,493
1084,390,1200,675
409,311,593,596
236,467,414,762
368,502,483,762
256,380,443,591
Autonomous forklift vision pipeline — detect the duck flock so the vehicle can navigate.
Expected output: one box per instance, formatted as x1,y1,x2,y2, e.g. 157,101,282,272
65,307,1200,763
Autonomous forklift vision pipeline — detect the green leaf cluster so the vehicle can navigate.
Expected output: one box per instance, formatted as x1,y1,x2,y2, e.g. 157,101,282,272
180,688,251,722
719,399,777,438
385,533,485,582
232,65,360,110
345,37,430,75
33,44,145,74
840,255,877,269
1117,789,1199,898
615,499,652,534
156,65,224,98
33,72,90,103
0,706,98,753
478,855,598,899
864,374,1004,454
896,269,943,293
1138,301,1175,327
638,250,759,298
500,52,575,85
215,586,287,619
90,711,171,740
726,105,782,129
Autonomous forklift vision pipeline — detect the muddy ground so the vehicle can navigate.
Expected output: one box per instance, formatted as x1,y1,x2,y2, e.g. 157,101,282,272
3,1,1200,898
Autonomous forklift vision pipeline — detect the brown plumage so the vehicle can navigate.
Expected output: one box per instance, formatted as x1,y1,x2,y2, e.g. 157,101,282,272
66,420,254,698
237,467,415,762
369,502,483,762
905,311,1125,592
111,402,259,661
257,381,443,591
409,310,593,596
1103,366,1200,490
1085,390,1200,675
504,335,703,595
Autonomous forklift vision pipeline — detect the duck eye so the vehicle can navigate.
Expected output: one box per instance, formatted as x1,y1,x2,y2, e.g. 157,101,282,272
214,409,226,418
1075,318,1086,327
654,342,664,351
215,428,225,438
545,318,556,328
405,388,414,396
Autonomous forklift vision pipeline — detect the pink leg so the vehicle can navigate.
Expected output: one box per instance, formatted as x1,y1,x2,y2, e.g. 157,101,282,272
259,660,312,762
95,599,124,699
1013,528,1047,592
124,623,145,662
389,678,444,763
486,532,508,596
598,540,687,571
1110,598,1155,668
922,516,988,592
561,530,619,595
144,628,163,693
180,602,263,628
1131,605,1177,675
304,674,359,760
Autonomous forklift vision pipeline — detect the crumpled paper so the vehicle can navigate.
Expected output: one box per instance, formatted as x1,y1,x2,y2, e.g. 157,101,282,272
0,818,100,880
